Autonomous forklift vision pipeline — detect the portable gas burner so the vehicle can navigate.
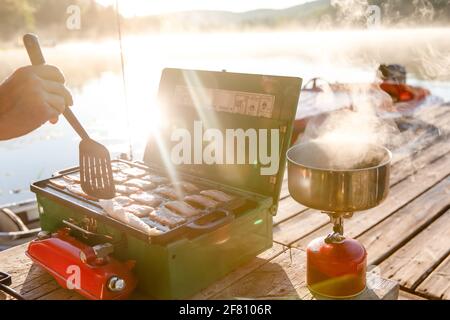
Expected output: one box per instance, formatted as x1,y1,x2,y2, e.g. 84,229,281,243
28,69,302,299
287,141,392,298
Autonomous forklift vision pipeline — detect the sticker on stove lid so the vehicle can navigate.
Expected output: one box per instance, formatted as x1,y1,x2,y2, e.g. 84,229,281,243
214,90,234,113
228,91,275,118
258,96,275,118
246,96,260,116
175,85,275,118
233,94,247,114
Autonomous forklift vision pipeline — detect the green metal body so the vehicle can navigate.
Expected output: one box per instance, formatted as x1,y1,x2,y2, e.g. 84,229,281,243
36,192,272,299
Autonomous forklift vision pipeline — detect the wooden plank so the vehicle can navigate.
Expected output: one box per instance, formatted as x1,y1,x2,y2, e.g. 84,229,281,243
416,255,450,300
390,137,450,185
398,290,426,300
37,287,83,300
190,242,285,299
273,197,308,226
212,248,309,299
212,248,398,300
273,209,329,246
391,126,446,165
415,104,450,124
22,279,64,300
10,275,57,300
0,243,49,291
293,151,450,249
390,103,450,178
359,176,450,266
378,210,450,291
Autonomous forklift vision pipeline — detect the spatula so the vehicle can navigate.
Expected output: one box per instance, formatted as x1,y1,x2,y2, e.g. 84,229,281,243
23,34,115,199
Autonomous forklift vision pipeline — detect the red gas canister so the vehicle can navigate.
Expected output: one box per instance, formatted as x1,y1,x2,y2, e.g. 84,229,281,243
26,229,137,300
306,236,367,298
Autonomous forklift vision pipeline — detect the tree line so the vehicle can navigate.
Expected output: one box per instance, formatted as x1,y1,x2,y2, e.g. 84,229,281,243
1,0,449,43
0,0,117,41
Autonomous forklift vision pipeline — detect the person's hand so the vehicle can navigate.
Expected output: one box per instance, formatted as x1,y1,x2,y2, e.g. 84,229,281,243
0,65,73,140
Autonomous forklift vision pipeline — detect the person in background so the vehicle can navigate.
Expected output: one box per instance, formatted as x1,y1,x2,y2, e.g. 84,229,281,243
0,64,72,140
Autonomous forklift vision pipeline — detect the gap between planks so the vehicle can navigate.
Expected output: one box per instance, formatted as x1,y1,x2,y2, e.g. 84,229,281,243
377,209,450,295
398,290,427,300
416,255,450,300
358,176,450,266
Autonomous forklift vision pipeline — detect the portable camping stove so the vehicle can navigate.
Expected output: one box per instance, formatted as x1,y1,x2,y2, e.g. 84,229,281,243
287,141,392,298
28,69,302,299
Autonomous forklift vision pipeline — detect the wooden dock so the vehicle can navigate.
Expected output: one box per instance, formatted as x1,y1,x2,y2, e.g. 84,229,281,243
0,103,449,300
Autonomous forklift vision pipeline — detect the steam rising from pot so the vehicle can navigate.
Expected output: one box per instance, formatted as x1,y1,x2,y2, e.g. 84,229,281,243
299,84,398,170
291,139,390,170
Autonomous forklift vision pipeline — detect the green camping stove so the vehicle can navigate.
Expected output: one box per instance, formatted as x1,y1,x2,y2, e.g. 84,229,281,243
31,69,302,299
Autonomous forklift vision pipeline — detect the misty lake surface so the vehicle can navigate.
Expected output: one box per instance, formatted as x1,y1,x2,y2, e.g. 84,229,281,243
1,29,449,204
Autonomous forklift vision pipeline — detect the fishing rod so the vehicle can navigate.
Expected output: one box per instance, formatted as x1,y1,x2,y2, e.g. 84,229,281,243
115,0,133,161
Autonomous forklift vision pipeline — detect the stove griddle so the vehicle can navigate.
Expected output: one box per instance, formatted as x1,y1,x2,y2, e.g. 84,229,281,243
31,160,259,245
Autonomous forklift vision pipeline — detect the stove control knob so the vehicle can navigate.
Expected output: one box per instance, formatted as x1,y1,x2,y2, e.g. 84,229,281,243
107,276,126,292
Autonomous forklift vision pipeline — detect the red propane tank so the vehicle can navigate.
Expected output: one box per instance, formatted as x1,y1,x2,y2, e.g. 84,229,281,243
26,228,137,300
306,237,367,298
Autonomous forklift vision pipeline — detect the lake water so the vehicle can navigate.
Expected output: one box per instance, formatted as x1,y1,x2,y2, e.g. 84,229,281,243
1,29,449,205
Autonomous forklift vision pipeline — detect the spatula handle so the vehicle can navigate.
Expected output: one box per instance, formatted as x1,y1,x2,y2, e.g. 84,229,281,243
62,108,90,140
23,33,90,140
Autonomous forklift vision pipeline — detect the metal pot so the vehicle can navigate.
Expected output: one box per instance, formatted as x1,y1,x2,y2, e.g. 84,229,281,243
286,141,392,213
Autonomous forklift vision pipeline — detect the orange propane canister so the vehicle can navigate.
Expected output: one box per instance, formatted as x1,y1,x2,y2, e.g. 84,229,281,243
26,228,137,300
306,237,367,298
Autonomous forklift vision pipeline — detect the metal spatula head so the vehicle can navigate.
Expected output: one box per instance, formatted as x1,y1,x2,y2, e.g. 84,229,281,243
79,139,116,199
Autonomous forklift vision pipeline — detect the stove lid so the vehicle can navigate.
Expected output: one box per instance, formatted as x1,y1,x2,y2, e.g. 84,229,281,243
143,68,302,212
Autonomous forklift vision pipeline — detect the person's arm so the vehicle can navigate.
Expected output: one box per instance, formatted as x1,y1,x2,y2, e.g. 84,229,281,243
0,65,73,140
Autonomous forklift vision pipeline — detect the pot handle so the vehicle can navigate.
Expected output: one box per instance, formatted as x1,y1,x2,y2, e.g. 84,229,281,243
185,209,234,238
